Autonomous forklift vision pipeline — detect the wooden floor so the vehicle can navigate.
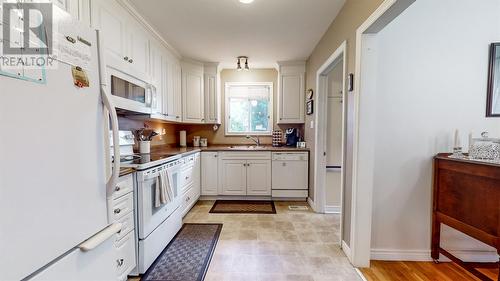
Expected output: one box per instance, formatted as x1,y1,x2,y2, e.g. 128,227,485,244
360,261,499,281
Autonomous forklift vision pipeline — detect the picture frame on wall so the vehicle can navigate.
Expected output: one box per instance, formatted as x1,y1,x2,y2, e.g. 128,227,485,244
306,100,314,115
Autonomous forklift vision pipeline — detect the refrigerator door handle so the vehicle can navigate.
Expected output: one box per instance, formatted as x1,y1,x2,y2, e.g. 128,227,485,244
102,86,120,198
78,223,122,252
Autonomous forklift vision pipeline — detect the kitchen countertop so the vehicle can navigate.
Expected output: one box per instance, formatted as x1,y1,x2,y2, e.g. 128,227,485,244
150,144,309,155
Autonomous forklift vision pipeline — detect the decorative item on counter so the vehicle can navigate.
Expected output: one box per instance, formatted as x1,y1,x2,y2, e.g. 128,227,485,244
272,130,283,147
469,131,500,160
139,141,150,154
200,138,208,147
179,131,187,147
452,129,464,158
193,136,201,147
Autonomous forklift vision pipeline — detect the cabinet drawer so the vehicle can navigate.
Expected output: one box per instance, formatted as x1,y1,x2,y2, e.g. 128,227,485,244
116,212,134,241
113,174,134,200
115,231,136,280
111,193,133,222
181,184,198,216
180,166,194,192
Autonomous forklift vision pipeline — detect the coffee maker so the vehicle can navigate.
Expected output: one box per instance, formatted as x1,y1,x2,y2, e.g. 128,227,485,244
285,128,299,147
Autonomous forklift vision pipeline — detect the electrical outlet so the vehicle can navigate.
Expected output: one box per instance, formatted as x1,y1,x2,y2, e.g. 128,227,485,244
310,121,314,129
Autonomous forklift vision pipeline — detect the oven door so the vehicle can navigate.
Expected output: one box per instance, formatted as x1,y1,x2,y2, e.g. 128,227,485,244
137,164,180,239
107,68,154,114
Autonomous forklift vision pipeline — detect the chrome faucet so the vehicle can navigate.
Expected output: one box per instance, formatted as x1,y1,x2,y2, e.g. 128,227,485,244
246,135,260,146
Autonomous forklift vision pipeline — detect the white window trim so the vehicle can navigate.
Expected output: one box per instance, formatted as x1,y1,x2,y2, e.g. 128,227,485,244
225,82,274,136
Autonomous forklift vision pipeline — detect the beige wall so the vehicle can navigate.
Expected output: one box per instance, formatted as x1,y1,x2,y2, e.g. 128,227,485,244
182,68,303,145
305,0,384,245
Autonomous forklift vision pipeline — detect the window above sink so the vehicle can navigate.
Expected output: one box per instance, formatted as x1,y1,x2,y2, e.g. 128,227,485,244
225,82,273,136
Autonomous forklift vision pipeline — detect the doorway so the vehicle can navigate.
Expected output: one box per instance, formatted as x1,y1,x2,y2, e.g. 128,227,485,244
314,41,347,245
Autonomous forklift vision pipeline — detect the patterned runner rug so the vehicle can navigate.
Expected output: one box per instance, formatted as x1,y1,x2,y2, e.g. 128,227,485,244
209,200,276,214
141,223,222,281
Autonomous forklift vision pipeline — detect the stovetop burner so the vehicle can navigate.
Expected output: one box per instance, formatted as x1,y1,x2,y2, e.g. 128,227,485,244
119,153,179,168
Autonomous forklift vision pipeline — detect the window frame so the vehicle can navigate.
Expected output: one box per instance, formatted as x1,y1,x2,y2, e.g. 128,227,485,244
224,82,274,136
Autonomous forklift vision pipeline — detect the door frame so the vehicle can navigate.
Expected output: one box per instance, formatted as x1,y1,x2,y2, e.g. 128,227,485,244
313,41,347,238
349,0,415,267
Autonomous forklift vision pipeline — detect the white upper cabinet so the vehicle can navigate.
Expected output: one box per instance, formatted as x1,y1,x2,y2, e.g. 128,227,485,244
52,0,91,25
149,40,164,115
169,62,183,121
182,61,205,123
126,19,150,80
91,0,149,81
203,63,221,124
278,61,306,124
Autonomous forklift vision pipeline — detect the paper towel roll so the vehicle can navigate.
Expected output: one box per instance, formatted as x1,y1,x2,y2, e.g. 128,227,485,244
179,131,187,147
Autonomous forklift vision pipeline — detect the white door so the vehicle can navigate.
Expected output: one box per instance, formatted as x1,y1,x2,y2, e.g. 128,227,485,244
182,63,204,123
126,19,150,81
201,152,218,195
220,160,247,195
91,0,128,71
279,73,305,123
246,160,271,196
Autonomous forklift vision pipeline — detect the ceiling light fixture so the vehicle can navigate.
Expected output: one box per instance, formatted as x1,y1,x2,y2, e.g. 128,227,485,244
237,56,249,71
237,57,242,71
244,58,250,71
239,0,254,4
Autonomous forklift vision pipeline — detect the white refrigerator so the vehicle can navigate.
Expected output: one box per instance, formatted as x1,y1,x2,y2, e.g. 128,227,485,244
0,8,121,281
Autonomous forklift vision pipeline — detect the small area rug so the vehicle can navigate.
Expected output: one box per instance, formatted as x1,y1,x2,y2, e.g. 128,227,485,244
141,223,222,281
209,200,276,214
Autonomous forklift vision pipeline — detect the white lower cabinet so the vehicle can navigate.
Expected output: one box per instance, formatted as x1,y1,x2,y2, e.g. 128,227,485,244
114,231,136,281
109,174,136,281
246,160,271,196
220,160,247,195
218,152,272,196
201,152,218,195
180,153,201,216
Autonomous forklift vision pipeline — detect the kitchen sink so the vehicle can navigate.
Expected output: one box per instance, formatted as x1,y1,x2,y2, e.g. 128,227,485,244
227,145,266,150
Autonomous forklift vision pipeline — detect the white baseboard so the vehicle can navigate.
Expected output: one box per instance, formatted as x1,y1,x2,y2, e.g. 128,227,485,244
307,197,317,212
342,240,352,261
324,205,341,214
371,249,432,261
371,248,499,262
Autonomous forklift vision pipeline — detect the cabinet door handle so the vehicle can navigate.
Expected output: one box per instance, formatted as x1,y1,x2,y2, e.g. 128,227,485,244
115,186,121,192
128,59,133,63
123,56,129,61
114,208,121,214
116,258,124,267
282,162,286,167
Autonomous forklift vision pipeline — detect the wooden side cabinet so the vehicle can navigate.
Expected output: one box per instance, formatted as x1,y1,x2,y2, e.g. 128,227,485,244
432,154,499,281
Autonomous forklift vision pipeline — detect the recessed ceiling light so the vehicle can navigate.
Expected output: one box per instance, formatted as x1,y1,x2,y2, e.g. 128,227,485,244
239,0,254,4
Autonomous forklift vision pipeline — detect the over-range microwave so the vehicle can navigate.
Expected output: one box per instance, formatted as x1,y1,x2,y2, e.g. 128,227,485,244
107,68,157,114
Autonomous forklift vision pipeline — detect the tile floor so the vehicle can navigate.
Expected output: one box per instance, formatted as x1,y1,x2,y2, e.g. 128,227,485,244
182,200,362,281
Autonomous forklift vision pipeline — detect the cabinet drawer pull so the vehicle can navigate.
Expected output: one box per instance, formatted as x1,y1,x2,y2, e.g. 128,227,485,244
282,162,286,167
123,56,129,61
115,186,121,192
114,208,121,214
185,176,189,180
128,59,133,63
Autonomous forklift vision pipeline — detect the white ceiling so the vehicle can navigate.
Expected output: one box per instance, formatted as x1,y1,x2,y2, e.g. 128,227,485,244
128,0,346,69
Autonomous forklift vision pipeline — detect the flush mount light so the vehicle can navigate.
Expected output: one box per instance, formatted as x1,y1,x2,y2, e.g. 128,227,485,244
237,56,249,71
239,0,254,4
